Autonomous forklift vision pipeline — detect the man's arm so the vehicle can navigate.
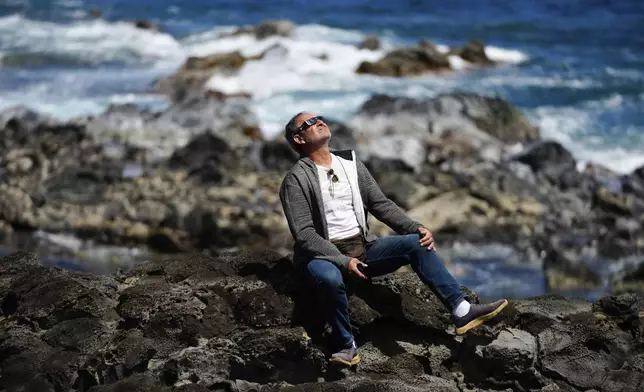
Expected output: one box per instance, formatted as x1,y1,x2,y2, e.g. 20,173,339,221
357,160,423,234
279,173,351,269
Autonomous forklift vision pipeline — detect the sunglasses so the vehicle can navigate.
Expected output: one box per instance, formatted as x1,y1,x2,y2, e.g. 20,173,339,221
327,168,339,183
295,116,325,134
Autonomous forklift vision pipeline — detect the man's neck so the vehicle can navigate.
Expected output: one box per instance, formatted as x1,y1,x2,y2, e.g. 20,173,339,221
308,147,332,168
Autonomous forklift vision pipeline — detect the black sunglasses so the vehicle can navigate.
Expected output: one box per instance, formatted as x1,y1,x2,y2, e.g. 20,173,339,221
327,168,339,183
295,116,325,134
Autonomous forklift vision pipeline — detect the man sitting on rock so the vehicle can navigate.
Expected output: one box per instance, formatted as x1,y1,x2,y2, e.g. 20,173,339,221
279,112,508,366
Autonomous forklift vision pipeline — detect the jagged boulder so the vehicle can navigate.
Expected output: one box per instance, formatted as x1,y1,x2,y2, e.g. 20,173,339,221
0,251,643,392
349,93,540,169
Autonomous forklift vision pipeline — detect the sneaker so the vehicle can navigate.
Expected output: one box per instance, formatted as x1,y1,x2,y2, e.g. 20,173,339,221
329,345,361,366
452,299,508,335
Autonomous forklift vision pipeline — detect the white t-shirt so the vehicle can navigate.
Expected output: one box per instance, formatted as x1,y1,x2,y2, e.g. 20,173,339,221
316,155,361,241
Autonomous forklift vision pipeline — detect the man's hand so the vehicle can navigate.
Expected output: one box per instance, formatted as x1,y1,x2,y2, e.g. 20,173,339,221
348,258,368,279
418,226,435,251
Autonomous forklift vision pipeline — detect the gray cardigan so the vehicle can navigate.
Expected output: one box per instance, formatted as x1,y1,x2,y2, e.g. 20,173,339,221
279,150,423,270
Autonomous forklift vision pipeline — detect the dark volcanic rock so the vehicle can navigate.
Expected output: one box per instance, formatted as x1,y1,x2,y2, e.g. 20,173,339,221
1,251,643,392
450,39,494,64
326,117,358,151
356,43,451,77
259,140,299,173
167,132,236,183
623,164,644,198
512,140,582,189
358,35,381,50
356,39,497,77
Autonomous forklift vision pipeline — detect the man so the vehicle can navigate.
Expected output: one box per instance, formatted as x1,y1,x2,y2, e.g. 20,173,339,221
279,112,508,366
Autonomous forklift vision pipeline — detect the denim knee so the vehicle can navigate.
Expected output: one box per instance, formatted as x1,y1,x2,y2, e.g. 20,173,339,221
307,259,344,291
405,233,425,254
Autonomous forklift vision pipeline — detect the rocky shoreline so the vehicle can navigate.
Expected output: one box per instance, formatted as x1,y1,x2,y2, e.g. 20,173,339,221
1,250,643,391
1,87,643,293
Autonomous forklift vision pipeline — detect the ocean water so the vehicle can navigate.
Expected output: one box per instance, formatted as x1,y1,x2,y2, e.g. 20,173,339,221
1,0,643,174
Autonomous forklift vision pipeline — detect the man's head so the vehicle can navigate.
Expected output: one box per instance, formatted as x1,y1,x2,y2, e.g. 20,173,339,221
284,112,331,154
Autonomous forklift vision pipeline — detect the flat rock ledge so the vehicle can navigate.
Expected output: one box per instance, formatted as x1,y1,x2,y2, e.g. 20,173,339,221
1,250,643,392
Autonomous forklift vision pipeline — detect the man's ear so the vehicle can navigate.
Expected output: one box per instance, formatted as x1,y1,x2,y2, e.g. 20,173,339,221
293,134,306,146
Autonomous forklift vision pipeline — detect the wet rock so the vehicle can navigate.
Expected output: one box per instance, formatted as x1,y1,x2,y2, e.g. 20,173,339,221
358,35,381,50
356,38,501,77
356,43,451,77
217,19,295,41
451,39,494,65
254,20,295,39
153,51,249,101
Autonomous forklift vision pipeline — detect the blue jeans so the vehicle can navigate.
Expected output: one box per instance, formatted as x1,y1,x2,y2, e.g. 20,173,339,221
305,233,465,349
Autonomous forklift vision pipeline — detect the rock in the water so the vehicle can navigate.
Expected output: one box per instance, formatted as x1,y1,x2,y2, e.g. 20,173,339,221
358,35,381,50
153,51,250,102
222,19,295,40
450,39,494,65
356,42,451,77
131,19,159,31
253,19,295,39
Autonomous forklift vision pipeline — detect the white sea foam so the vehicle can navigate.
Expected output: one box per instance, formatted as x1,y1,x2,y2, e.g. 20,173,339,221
480,74,597,89
485,46,530,63
0,14,184,64
528,104,644,174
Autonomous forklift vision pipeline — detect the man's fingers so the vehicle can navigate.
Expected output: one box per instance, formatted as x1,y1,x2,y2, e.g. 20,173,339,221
350,263,368,280
420,237,434,246
357,263,368,279
352,266,367,280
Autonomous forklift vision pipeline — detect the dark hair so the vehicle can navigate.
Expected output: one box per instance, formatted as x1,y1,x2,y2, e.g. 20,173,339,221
284,111,305,152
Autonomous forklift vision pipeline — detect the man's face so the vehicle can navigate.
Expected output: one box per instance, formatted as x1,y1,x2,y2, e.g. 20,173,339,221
292,112,330,149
